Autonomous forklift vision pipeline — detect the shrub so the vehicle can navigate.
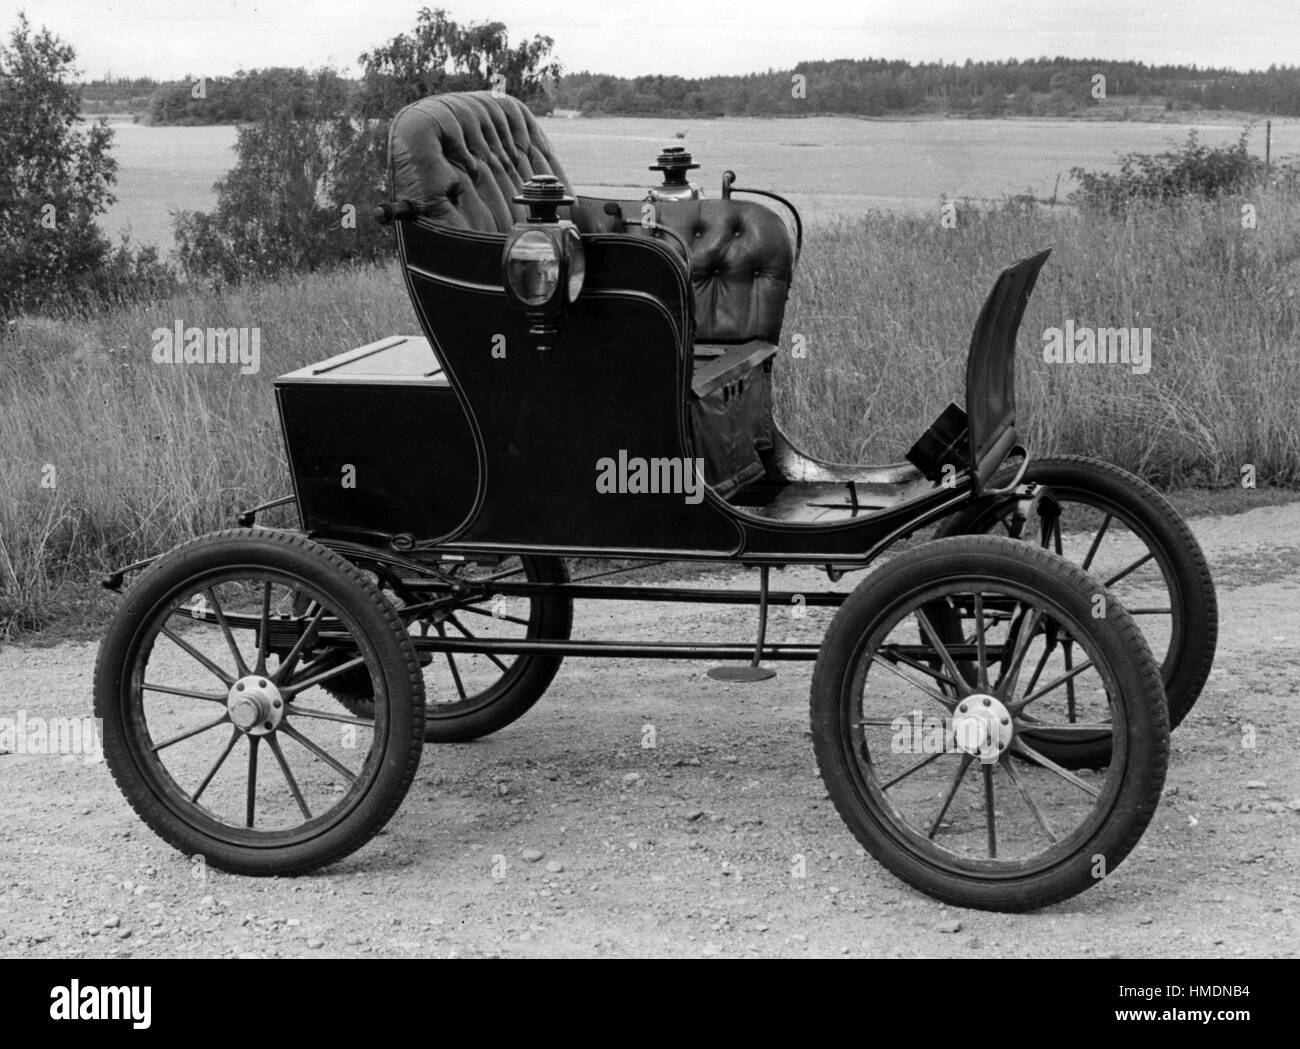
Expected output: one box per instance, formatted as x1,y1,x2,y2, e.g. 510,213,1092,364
1071,129,1264,213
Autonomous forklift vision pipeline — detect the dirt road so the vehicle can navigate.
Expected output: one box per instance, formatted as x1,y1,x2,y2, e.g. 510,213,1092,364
2,503,1298,959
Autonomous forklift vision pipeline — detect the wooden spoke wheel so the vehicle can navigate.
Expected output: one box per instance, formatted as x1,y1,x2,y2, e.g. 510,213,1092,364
811,536,1169,912
94,529,425,875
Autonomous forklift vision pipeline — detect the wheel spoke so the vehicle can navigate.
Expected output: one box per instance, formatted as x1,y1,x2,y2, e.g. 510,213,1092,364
1011,741,1100,799
282,655,367,697
255,581,272,675
1103,551,1155,588
1023,722,1113,735
447,615,510,671
478,564,529,583
266,734,312,821
279,722,357,782
982,763,997,858
206,588,250,678
1081,513,1113,572
1020,641,1054,704
971,592,990,691
273,602,328,684
245,735,259,828
913,608,970,692
927,753,973,838
151,711,230,752
1008,657,1096,716
870,652,958,712
160,626,235,687
879,646,964,693
286,704,375,727
1063,642,1078,721
190,728,240,804
436,624,468,701
994,606,1043,701
1001,758,1058,843
878,749,944,790
143,682,228,704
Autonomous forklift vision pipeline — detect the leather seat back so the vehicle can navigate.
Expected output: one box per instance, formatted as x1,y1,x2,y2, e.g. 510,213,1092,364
388,91,571,232
572,198,794,344
657,199,793,343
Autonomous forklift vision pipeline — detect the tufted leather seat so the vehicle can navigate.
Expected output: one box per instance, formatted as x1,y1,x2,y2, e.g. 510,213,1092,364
655,199,792,343
574,198,793,344
389,91,794,346
388,91,572,232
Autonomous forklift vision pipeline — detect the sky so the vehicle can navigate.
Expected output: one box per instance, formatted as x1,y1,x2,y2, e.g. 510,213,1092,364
3,0,1296,81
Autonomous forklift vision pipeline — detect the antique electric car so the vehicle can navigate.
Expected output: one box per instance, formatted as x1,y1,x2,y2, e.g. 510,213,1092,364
96,91,1217,912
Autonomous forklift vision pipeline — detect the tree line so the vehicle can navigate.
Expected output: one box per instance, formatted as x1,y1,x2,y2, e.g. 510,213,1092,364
105,56,1300,125
554,58,1300,118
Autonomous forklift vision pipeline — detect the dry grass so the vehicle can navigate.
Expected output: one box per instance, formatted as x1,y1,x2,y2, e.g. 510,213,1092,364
778,188,1300,484
3,190,1300,632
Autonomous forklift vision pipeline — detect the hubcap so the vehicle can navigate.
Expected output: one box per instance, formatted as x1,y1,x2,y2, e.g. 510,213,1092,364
951,693,1014,764
226,675,286,736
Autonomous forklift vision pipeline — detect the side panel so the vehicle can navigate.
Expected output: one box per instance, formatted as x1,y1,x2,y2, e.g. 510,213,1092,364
407,272,741,553
277,382,478,543
399,220,743,555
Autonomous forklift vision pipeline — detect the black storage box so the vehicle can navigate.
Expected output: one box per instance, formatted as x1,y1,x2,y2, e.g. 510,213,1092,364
275,336,478,542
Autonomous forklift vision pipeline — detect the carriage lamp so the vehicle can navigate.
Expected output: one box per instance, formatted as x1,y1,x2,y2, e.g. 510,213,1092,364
503,175,585,352
647,146,702,201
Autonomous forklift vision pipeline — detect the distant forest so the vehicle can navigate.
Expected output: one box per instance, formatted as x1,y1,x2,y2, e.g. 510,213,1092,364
79,57,1300,123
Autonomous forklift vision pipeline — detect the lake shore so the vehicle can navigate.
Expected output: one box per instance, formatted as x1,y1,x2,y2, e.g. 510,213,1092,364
96,112,1296,253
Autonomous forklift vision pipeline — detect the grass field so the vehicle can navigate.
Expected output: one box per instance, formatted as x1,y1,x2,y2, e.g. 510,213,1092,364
4,185,1300,632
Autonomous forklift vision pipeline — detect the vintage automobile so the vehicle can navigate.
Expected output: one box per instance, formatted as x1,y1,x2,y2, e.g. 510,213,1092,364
95,91,1217,912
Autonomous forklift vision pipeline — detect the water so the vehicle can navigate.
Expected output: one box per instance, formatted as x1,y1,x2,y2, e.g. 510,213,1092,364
94,114,1296,253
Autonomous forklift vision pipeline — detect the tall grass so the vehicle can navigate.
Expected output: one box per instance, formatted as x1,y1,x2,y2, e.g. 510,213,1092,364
3,189,1300,631
778,187,1300,484
0,266,411,629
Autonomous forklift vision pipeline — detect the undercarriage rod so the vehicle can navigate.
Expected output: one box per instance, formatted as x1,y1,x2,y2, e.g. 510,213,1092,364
401,581,852,607
407,637,1003,662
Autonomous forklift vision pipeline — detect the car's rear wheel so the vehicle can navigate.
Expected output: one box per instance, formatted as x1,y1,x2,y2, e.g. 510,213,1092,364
936,455,1215,767
322,556,573,743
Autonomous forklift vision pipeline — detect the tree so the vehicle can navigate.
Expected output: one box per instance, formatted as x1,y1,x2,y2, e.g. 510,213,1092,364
174,8,562,284
1010,83,1035,116
173,68,386,283
0,13,116,316
356,7,560,119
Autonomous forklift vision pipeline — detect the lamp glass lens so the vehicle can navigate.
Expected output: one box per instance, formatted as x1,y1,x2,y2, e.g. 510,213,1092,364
505,230,560,306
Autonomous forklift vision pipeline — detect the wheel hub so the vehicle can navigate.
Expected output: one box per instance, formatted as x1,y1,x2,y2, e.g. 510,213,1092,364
226,675,286,736
951,693,1013,764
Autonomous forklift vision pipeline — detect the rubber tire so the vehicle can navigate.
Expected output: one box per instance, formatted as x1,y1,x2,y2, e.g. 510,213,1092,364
325,556,572,744
936,455,1217,733
811,535,1170,912
94,528,426,876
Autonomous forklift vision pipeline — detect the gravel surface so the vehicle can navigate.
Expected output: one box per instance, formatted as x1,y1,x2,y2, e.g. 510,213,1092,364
2,503,1298,959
